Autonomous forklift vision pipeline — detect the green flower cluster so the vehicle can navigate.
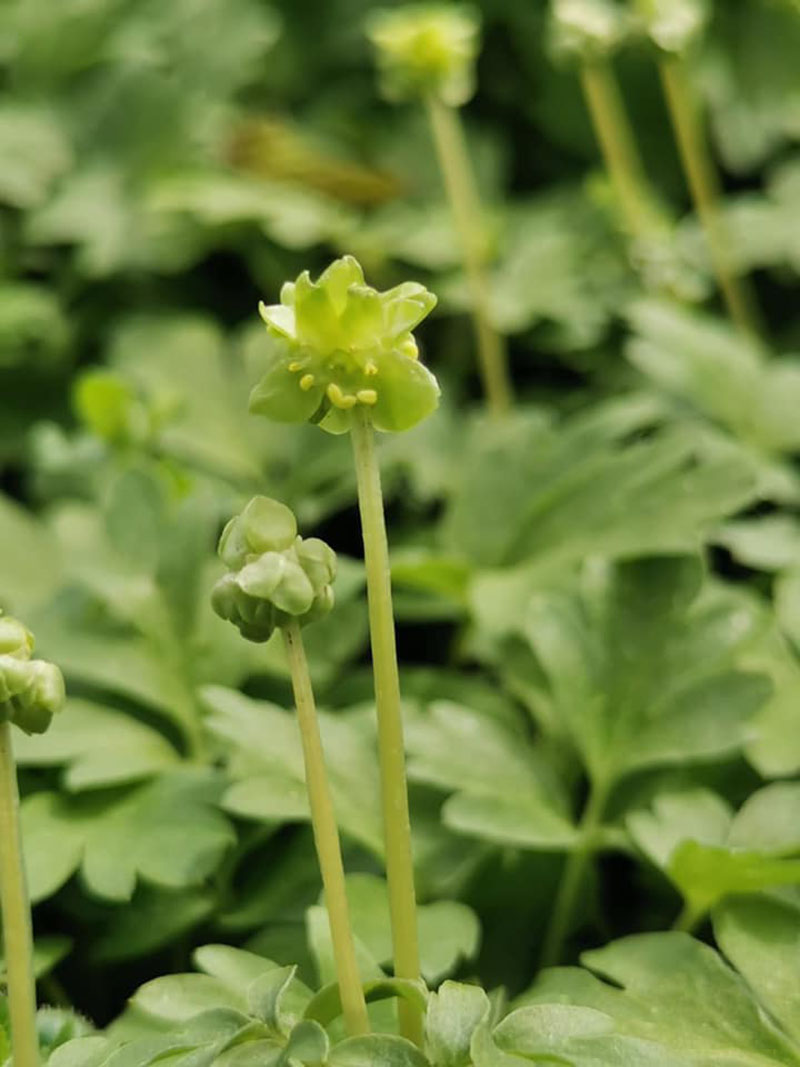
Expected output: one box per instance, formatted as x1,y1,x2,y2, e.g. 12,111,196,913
251,255,439,434
366,4,480,107
211,497,336,643
549,0,633,62
0,614,65,735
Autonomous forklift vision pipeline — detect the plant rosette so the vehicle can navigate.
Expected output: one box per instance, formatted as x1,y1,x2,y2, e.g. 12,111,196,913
251,255,439,435
0,614,65,736
366,4,480,107
211,496,337,643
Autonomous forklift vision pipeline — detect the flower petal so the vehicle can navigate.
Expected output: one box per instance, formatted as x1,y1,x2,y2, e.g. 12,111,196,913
249,360,323,422
371,350,440,432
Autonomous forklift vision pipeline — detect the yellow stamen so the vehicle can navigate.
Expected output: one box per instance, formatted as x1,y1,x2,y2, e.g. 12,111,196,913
288,361,303,372
327,382,356,409
299,374,316,391
357,389,378,405
364,361,378,376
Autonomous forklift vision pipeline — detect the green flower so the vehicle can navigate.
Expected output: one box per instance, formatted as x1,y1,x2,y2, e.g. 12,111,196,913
0,614,65,735
211,497,337,643
635,0,709,53
549,0,633,61
366,5,480,107
251,255,439,434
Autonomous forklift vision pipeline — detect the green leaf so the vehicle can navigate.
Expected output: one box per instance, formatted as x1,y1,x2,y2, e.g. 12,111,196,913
0,494,62,614
329,1034,429,1067
0,104,72,208
629,783,800,919
304,977,428,1030
0,283,69,368
444,400,755,573
523,932,800,1064
131,975,248,1023
425,981,490,1067
407,701,574,851
202,687,383,855
627,298,800,454
92,887,216,964
523,556,769,784
714,894,800,1046
13,698,179,790
22,770,234,902
316,874,480,986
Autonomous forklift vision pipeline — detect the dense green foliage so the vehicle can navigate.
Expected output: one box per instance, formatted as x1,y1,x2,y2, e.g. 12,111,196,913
2,0,800,1064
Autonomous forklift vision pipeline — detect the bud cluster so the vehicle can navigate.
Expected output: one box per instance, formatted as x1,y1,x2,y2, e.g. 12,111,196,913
0,614,65,735
211,497,336,642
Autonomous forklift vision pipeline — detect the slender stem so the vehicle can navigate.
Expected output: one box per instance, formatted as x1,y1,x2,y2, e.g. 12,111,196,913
579,58,662,244
281,621,369,1037
657,53,760,337
349,409,423,1047
540,777,610,969
0,722,39,1067
425,94,513,418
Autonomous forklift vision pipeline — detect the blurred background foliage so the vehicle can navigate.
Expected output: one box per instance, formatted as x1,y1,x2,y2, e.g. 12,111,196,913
2,0,800,1029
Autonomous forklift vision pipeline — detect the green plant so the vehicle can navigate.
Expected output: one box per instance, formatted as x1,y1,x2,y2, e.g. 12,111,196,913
252,255,443,1044
211,495,369,1036
0,614,65,1067
367,5,513,417
2,1,800,1063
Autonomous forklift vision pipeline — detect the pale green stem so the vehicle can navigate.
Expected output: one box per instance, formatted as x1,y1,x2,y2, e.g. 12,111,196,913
350,408,423,1047
0,722,39,1067
425,94,513,418
540,778,610,969
657,53,760,338
579,57,662,243
281,621,369,1037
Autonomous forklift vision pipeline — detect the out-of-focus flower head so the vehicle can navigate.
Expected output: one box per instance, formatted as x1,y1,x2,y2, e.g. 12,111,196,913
366,4,481,106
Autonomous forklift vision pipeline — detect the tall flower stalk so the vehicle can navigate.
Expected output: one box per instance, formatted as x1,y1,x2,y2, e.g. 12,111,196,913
349,406,422,1046
211,497,369,1036
550,0,664,247
637,0,761,336
367,5,513,418
0,615,66,1067
249,256,440,1045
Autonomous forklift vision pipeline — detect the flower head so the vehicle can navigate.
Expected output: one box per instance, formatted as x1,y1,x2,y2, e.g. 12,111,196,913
636,0,709,53
211,497,337,643
366,5,480,107
0,613,65,735
549,0,633,61
251,255,439,434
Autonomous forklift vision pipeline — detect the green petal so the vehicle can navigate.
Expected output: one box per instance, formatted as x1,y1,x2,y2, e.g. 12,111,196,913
294,272,342,351
340,286,383,346
241,497,297,553
236,553,286,599
318,255,365,313
382,282,437,335
249,361,323,422
272,561,315,615
371,351,440,432
318,405,353,435
258,301,296,339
